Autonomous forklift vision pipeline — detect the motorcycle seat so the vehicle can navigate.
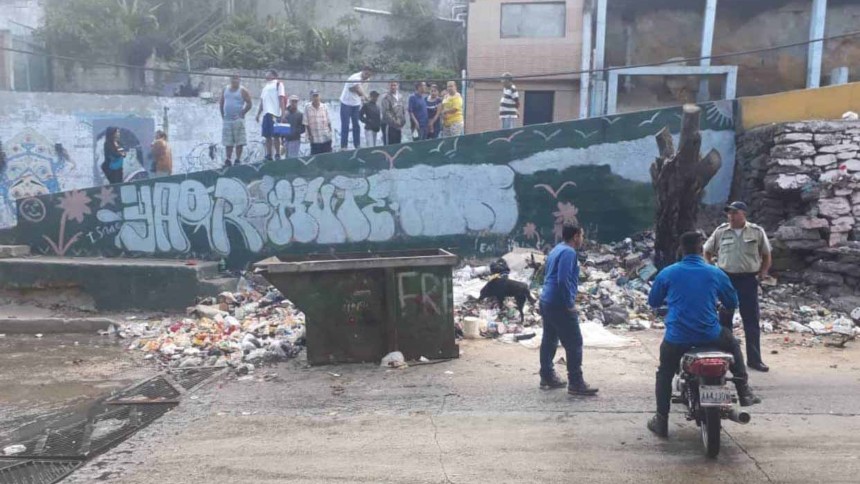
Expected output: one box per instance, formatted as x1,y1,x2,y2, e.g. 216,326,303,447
685,347,723,354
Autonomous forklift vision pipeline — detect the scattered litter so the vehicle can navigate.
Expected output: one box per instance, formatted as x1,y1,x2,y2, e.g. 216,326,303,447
380,351,406,368
3,444,26,456
444,370,454,375
35,333,43,339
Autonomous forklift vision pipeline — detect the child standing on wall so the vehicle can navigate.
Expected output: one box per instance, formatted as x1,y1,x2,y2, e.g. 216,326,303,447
359,91,382,147
151,130,173,177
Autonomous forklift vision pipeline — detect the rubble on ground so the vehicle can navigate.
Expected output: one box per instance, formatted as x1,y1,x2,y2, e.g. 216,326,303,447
454,233,661,339
123,275,306,373
454,232,859,348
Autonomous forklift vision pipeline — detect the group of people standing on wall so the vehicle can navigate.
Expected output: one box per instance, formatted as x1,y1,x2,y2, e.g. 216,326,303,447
341,70,466,149
99,67,470,183
222,67,466,164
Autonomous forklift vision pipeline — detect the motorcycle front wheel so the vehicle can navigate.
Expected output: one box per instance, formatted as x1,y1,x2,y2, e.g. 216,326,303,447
701,407,721,458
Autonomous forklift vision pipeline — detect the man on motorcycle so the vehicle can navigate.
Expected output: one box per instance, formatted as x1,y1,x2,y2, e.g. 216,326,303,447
646,231,760,438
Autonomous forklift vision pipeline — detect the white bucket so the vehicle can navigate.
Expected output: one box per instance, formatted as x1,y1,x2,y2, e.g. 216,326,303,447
463,317,481,339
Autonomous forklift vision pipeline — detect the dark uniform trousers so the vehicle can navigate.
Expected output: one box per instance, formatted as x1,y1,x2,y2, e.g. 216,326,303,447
719,272,763,366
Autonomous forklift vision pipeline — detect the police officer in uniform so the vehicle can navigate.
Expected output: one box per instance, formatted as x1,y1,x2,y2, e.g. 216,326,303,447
704,201,772,372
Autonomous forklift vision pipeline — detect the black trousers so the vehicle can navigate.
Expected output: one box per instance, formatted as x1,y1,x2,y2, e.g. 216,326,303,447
382,125,402,145
719,272,763,366
310,141,332,155
656,327,748,417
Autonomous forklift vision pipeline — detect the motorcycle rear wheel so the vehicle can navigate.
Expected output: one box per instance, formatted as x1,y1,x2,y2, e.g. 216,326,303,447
701,407,721,458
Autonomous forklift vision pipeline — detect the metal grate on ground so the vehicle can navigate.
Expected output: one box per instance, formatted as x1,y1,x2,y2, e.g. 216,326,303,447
170,367,225,391
109,375,182,402
0,367,224,483
0,458,81,484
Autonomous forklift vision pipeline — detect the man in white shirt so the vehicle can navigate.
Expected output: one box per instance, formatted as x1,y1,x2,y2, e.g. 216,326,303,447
339,66,372,150
256,70,286,161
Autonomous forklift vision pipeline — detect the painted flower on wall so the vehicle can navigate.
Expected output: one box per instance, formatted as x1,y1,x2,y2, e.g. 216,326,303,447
522,222,538,240
95,186,118,208
552,201,580,243
43,190,92,256
553,201,579,225
57,190,92,223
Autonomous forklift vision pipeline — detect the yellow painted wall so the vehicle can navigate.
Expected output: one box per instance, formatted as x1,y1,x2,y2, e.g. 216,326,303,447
740,82,860,129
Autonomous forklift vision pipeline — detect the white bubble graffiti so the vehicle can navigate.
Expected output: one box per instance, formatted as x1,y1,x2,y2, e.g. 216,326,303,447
96,164,518,255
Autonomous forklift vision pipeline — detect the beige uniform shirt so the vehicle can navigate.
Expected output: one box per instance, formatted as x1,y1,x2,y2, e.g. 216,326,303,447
704,222,771,274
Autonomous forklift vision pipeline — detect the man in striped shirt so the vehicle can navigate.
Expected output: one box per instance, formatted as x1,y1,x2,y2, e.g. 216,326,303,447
499,72,520,130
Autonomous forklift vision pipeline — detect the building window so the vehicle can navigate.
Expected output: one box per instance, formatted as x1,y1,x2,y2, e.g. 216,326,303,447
500,2,566,39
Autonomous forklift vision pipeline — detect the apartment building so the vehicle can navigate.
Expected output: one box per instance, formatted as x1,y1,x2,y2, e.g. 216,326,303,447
466,0,583,133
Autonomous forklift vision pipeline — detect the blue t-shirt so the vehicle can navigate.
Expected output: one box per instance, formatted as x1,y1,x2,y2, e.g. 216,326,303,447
540,243,579,309
408,93,429,127
648,255,739,345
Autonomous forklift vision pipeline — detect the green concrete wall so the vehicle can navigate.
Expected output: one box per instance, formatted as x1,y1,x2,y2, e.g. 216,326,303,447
13,101,737,268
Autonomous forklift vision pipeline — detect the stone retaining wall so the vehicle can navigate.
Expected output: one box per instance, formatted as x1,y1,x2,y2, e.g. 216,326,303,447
735,120,860,297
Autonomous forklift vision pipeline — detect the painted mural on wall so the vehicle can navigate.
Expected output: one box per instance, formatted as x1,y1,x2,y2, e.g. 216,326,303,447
14,101,737,266
0,95,415,231
0,129,72,228
92,117,155,183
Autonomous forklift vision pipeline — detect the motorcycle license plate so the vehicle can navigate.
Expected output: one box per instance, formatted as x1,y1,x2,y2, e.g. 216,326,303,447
700,385,733,407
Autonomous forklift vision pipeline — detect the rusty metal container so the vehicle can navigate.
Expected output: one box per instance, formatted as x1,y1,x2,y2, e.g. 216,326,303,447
255,249,459,365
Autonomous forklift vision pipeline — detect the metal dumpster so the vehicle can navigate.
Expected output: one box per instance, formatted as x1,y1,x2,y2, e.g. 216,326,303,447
255,249,459,365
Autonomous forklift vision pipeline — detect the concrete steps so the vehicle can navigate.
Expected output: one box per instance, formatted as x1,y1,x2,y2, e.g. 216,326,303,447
0,245,30,258
0,256,237,312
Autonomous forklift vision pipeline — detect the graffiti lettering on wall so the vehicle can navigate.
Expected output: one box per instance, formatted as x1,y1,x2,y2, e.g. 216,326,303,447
15,101,738,264
92,117,155,183
397,271,450,316
0,129,72,228
89,164,517,255
183,141,266,172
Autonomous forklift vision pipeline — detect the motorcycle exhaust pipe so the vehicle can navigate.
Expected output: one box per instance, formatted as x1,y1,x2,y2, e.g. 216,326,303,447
727,409,751,425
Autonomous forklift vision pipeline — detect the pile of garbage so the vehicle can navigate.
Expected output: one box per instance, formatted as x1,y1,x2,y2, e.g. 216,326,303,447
453,231,859,346
453,233,661,338
576,233,660,332
124,275,306,373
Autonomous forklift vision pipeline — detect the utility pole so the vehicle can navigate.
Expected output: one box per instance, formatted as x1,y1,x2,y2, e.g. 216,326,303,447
697,0,718,102
807,0,828,88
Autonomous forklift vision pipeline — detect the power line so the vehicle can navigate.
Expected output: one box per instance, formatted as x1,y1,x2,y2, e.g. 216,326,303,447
2,29,859,84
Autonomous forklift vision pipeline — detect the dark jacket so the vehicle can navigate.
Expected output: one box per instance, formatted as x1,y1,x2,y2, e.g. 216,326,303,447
359,101,381,131
284,110,305,141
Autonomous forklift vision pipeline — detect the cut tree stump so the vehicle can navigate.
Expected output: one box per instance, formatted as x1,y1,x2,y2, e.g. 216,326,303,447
651,104,722,270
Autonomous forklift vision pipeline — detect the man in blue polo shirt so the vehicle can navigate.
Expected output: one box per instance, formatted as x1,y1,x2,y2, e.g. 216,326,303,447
408,81,429,141
646,231,759,438
539,224,598,396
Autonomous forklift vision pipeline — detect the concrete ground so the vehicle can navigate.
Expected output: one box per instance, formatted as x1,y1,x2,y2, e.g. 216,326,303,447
58,331,860,484
0,333,151,444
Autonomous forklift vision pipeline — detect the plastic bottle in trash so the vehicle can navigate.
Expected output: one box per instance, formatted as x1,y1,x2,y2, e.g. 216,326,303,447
218,258,227,272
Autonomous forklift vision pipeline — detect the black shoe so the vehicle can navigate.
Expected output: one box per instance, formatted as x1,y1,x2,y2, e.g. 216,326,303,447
736,384,762,407
539,373,567,390
749,362,770,373
647,413,668,438
568,381,599,396
224,159,233,167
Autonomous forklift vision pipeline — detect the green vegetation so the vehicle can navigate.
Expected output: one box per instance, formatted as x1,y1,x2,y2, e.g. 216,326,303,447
38,0,464,79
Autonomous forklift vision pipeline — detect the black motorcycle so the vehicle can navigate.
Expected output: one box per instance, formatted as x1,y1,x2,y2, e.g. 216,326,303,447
672,349,751,458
